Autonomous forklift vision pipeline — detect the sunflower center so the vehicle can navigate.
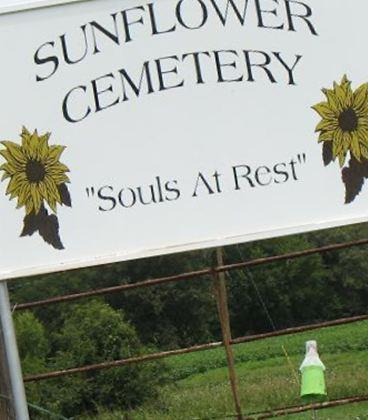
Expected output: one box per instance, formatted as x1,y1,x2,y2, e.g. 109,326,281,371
338,108,358,132
26,160,46,183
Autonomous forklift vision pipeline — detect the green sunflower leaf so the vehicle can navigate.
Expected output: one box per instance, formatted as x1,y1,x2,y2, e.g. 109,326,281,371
38,213,64,250
58,184,72,207
342,158,368,203
20,207,47,237
322,141,333,166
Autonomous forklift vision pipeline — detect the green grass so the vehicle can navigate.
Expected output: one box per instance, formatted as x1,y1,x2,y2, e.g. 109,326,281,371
82,321,368,419
166,321,368,382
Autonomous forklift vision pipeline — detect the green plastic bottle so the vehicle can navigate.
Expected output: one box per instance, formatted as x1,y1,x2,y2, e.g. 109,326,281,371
300,340,327,403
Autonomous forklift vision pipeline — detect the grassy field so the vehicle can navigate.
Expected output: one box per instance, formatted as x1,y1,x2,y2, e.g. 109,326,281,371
84,321,368,419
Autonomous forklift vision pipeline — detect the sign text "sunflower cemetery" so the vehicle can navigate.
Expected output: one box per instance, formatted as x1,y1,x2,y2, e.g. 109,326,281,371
33,0,318,123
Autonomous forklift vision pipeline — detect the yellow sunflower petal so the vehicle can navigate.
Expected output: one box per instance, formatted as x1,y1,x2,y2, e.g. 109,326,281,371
38,181,49,202
322,88,342,113
37,133,51,160
46,145,66,164
30,183,42,214
0,162,18,176
7,183,21,199
21,126,31,139
9,190,18,200
25,197,34,215
44,175,61,209
46,190,57,213
350,134,361,161
52,174,70,184
318,131,333,142
346,87,354,108
338,151,347,167
332,142,340,159
0,150,24,173
341,75,352,91
333,128,344,147
353,83,368,111
332,131,346,158
342,131,352,147
312,102,336,119
21,127,32,150
357,127,368,146
340,74,351,88
335,83,353,109
361,144,368,160
357,116,368,128
48,162,70,175
1,141,27,164
26,130,41,160
315,118,338,132
5,172,26,195
16,183,29,209
10,180,28,200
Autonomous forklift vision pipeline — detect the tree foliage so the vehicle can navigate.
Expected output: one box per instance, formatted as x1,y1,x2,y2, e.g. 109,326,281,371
15,302,165,417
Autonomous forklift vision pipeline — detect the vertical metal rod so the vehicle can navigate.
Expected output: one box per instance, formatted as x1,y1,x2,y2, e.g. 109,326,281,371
213,247,243,420
0,281,29,420
0,319,16,420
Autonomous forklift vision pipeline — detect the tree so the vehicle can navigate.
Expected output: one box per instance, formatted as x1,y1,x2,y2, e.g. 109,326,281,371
13,311,50,406
48,300,166,416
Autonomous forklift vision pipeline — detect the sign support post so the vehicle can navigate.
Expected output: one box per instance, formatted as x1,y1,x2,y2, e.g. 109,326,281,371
213,248,243,420
0,281,29,420
0,321,15,420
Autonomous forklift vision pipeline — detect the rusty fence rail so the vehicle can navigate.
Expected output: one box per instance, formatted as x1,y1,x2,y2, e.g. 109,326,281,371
14,238,368,311
24,313,368,383
249,395,368,419
207,395,368,419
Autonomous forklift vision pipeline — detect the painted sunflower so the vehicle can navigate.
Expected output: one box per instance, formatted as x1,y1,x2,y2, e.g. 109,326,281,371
312,75,368,167
0,127,70,215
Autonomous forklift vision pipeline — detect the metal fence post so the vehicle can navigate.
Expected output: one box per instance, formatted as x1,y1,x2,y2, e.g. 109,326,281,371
0,281,29,420
213,247,243,420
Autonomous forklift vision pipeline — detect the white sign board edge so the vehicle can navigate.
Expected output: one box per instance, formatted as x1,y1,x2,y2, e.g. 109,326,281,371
0,0,89,15
1,216,366,282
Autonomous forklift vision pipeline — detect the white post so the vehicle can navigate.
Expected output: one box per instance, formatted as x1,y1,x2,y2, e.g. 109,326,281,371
0,281,29,420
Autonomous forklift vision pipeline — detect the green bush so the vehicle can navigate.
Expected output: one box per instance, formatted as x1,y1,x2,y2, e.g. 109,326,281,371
14,311,50,406
47,300,167,417
15,302,167,418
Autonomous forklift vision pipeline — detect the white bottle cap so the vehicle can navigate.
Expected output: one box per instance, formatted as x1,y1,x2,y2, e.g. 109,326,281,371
299,340,326,371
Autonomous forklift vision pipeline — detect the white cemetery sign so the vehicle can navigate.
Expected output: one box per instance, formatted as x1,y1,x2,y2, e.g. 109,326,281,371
0,0,367,280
